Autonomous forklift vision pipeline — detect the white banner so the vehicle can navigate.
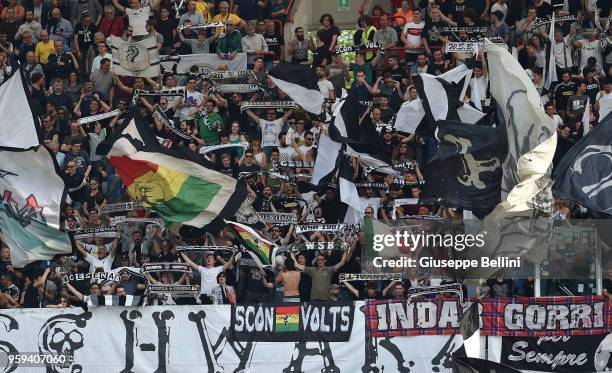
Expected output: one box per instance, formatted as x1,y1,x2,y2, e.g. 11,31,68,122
160,53,247,75
0,302,464,372
111,36,160,78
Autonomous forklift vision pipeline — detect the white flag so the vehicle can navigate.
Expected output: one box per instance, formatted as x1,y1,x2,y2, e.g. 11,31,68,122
0,72,40,149
544,11,558,90
110,36,160,78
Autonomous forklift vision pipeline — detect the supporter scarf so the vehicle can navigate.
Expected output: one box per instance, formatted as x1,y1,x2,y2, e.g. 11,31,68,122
406,283,464,302
176,245,236,252
209,84,263,93
339,273,402,281
240,101,298,112
78,110,121,125
391,198,444,219
363,160,415,176
177,21,226,32
110,216,165,227
199,143,249,155
238,170,290,181
355,182,388,190
205,70,253,80
61,272,120,283
334,42,384,54
141,262,192,274
74,226,118,240
273,160,314,169
134,88,185,98
294,224,344,234
147,284,200,296
440,26,490,33
259,212,298,225
282,241,349,252
153,104,192,140
100,202,143,213
529,15,579,31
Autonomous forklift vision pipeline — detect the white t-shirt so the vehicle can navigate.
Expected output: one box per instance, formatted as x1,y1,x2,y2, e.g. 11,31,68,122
299,144,314,155
259,118,283,148
180,89,204,121
197,265,224,296
91,53,113,73
579,39,601,71
402,21,425,47
125,6,151,36
279,146,297,161
85,249,114,274
318,79,334,99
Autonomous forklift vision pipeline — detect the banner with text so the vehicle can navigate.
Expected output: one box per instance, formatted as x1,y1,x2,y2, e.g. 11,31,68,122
0,303,464,372
367,297,610,337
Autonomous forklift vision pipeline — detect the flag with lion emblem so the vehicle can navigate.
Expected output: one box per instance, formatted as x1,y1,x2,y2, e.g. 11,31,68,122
98,111,248,229
110,36,160,78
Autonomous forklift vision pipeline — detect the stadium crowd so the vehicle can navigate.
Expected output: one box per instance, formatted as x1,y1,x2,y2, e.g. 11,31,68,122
0,0,610,309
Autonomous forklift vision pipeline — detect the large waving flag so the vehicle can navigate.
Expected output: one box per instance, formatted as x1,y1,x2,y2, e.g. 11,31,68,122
0,71,41,148
99,112,247,228
422,120,507,217
471,40,557,274
269,63,324,114
395,64,485,136
0,147,71,267
553,112,612,213
226,220,277,268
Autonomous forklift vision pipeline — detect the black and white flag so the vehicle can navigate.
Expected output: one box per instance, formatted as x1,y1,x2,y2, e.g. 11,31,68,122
328,88,396,177
423,120,506,216
451,357,521,373
268,63,324,114
111,36,160,78
471,40,557,274
395,64,485,136
553,112,612,213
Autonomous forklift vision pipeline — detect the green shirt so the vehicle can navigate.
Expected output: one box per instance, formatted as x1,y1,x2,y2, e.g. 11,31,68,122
196,111,222,144
216,31,243,54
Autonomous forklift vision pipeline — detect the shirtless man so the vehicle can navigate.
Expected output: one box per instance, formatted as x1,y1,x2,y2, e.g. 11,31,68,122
263,257,301,302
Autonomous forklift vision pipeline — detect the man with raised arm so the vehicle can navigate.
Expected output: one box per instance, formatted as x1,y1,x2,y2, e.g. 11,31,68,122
180,251,234,304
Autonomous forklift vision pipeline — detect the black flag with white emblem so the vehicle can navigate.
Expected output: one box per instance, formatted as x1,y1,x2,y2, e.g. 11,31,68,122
553,112,612,214
422,120,506,216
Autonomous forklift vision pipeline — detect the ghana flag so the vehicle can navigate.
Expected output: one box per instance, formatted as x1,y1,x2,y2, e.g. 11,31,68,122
100,112,247,228
226,220,277,268
275,306,300,332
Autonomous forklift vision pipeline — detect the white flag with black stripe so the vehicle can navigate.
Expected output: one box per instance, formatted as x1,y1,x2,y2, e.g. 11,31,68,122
269,63,324,114
110,36,160,78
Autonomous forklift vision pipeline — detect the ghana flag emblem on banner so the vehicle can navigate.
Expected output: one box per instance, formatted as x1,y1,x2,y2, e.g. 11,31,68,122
275,306,300,332
100,112,247,229
226,220,277,268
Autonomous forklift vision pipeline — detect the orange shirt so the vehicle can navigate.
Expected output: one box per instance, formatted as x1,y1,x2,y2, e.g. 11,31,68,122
393,10,413,27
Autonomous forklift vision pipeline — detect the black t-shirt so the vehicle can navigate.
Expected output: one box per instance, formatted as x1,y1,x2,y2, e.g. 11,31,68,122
427,61,449,76
535,1,553,18
584,80,600,103
316,26,340,49
320,198,346,223
553,81,577,112
423,19,448,47
64,172,87,202
74,23,96,52
264,31,284,61
157,18,178,47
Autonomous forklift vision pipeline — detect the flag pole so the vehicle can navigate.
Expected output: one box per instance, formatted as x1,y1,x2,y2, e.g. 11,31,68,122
534,262,541,297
